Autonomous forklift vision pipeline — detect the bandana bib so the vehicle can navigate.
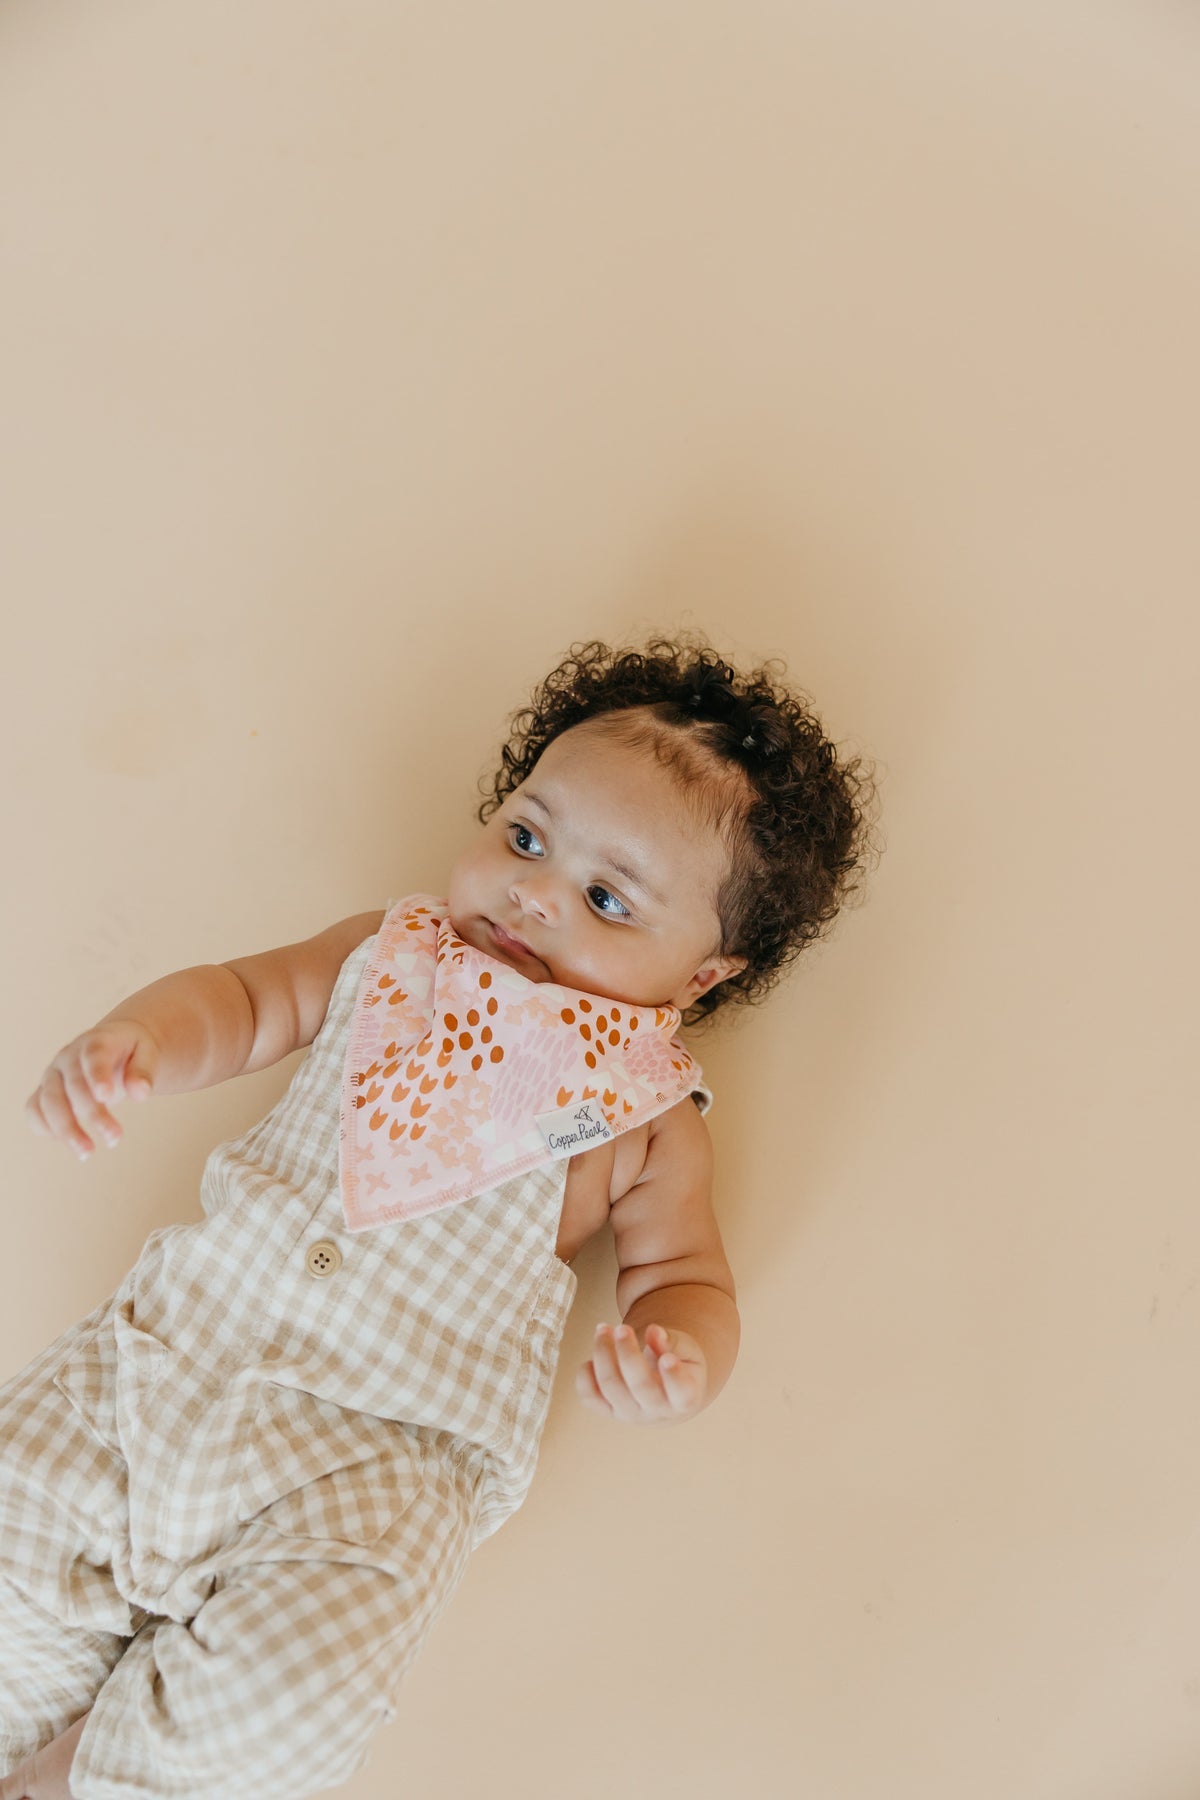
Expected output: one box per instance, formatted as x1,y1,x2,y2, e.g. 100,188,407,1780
338,895,705,1233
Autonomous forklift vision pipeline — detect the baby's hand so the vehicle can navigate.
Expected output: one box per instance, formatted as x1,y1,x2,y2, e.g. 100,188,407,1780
24,1021,158,1161
577,1321,708,1424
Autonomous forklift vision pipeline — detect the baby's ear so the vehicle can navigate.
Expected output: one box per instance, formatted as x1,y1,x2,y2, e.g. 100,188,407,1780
686,954,746,1001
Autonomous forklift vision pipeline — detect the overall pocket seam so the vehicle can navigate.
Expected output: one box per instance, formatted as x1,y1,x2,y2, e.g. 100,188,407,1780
235,1380,428,1549
51,1319,170,1455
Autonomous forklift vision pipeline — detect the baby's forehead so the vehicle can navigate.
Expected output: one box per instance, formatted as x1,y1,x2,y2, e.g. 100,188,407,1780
526,728,689,818
541,718,743,820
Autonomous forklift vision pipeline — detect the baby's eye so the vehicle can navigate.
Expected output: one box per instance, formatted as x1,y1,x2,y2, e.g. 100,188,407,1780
508,823,543,855
587,884,631,920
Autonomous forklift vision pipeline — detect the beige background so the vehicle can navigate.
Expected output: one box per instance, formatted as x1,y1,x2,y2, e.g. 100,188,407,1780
2,3,1198,1796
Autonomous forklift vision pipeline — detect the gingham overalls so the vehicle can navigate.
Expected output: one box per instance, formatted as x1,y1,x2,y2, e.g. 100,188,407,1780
0,919,589,1796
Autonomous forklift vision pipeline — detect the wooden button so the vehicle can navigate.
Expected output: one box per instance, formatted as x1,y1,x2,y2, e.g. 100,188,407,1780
305,1240,342,1278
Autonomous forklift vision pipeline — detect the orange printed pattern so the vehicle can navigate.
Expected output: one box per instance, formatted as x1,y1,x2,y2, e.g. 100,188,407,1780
338,895,704,1233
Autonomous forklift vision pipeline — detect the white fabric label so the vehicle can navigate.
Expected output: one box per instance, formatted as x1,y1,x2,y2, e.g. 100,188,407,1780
534,1100,615,1159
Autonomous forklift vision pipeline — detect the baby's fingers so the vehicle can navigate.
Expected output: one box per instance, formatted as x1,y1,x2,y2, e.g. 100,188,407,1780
23,1086,51,1135
592,1325,677,1419
79,1039,125,1104
575,1358,613,1413
25,1067,94,1158
657,1353,692,1399
60,1058,125,1154
27,1065,116,1160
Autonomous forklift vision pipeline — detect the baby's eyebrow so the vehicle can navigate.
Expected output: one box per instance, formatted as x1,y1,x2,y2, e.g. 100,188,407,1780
521,788,666,908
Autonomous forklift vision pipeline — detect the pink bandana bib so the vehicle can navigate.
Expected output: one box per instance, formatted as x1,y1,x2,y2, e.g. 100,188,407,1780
338,894,705,1233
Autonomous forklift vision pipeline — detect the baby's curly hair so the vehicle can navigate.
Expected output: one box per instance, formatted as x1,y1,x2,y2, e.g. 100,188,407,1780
477,631,881,1028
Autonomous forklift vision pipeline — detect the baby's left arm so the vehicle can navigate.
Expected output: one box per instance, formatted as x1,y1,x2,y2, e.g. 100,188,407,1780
575,1097,740,1426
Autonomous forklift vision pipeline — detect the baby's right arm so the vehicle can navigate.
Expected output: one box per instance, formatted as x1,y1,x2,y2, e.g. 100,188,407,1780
24,908,385,1160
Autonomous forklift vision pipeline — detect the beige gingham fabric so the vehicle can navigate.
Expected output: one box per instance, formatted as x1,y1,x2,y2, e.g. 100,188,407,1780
0,917,581,1796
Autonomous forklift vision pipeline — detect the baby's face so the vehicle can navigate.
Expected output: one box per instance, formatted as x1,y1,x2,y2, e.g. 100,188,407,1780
448,724,746,1011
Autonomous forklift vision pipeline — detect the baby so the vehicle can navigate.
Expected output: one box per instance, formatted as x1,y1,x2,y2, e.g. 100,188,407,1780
1,633,874,1800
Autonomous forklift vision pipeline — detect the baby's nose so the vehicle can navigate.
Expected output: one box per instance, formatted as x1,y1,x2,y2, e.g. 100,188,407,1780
510,878,555,922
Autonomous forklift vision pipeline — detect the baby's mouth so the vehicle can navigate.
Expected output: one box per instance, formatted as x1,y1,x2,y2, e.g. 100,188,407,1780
489,919,533,958
487,919,545,974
